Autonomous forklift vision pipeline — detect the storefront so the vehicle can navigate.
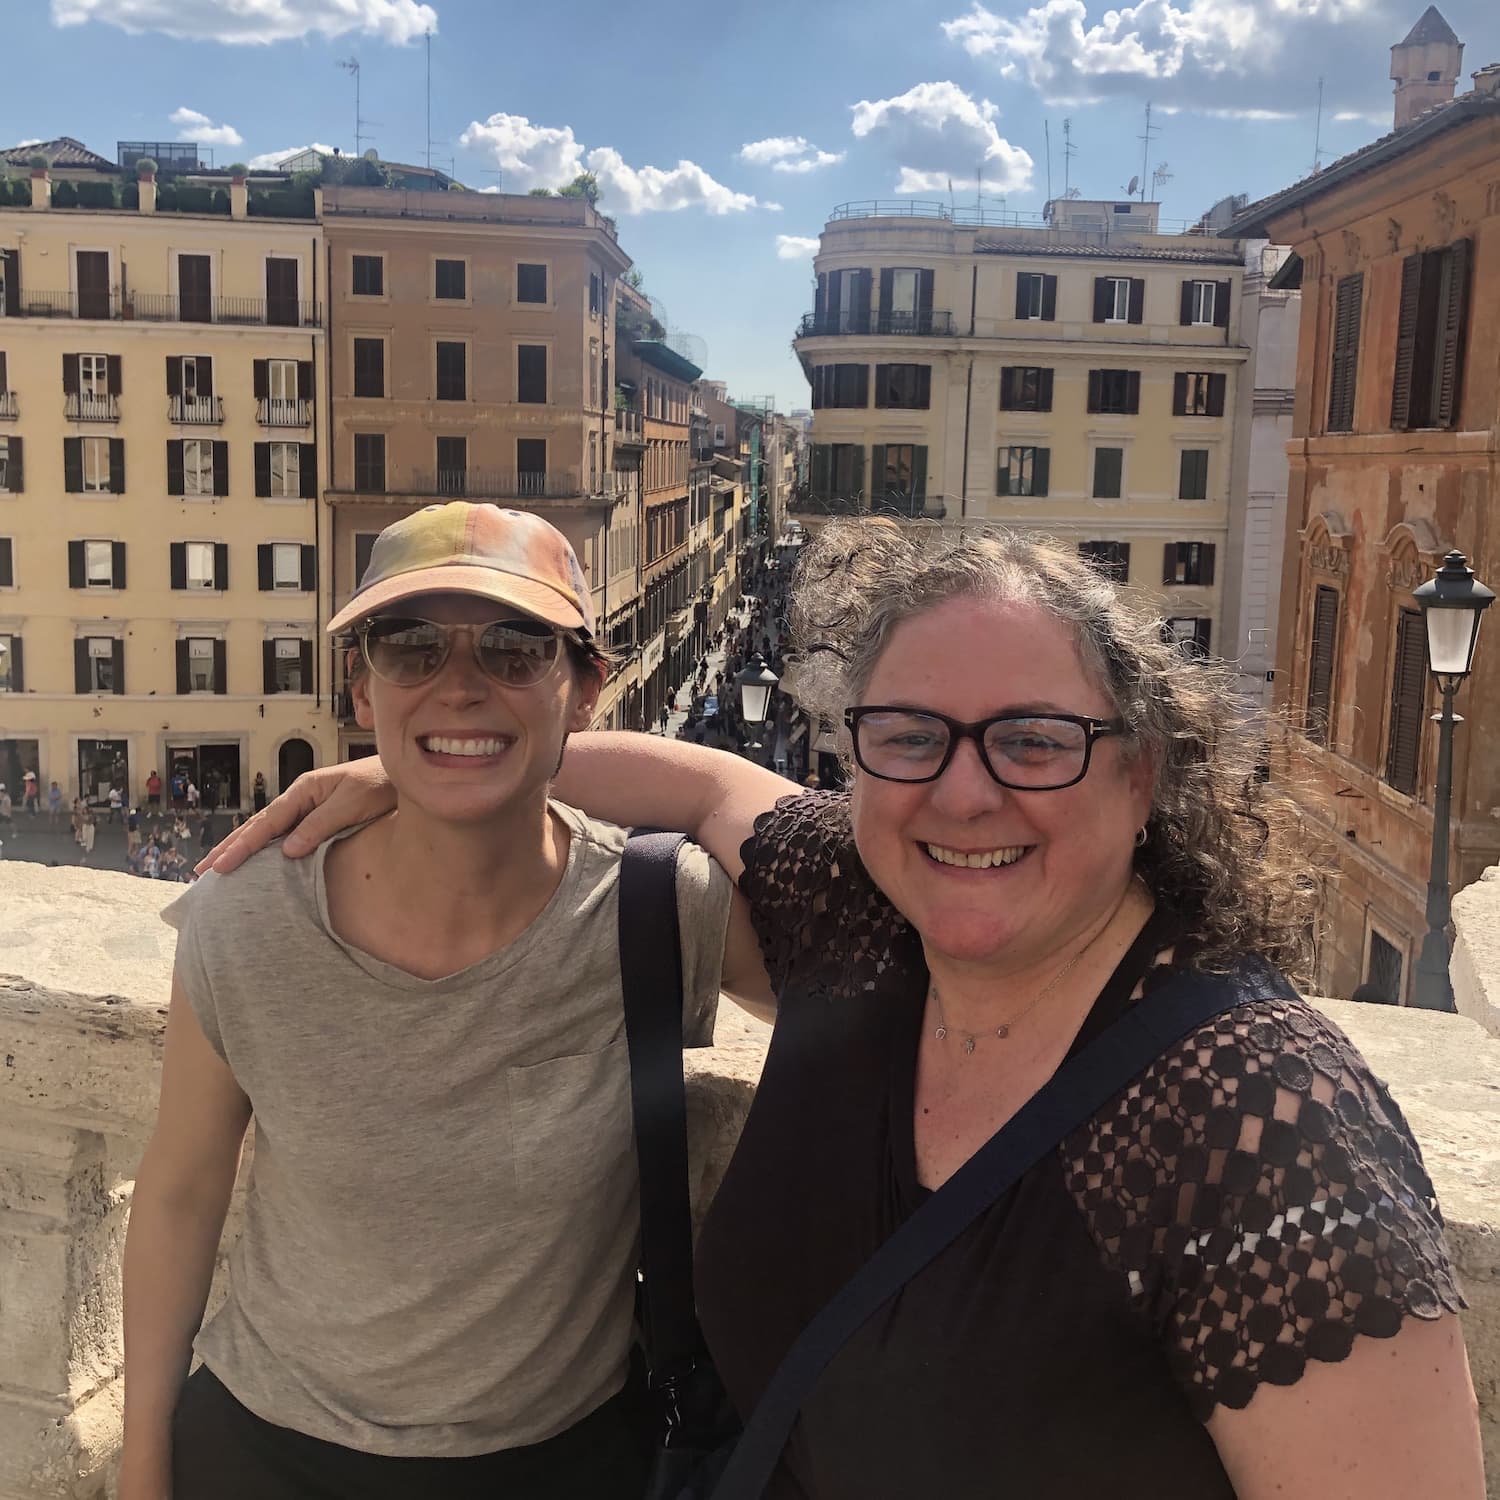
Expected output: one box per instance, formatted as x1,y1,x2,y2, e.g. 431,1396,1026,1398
165,741,242,809
78,738,128,808
0,739,40,802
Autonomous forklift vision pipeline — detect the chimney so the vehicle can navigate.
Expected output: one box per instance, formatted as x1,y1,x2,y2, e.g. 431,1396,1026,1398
28,158,50,211
229,170,248,220
1390,6,1463,130
136,159,157,214
1473,64,1500,99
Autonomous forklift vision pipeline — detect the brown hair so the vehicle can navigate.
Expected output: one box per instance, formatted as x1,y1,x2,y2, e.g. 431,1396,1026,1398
788,521,1321,979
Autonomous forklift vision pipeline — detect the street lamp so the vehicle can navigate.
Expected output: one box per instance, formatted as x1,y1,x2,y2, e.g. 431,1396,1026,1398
735,653,779,751
1411,550,1495,1011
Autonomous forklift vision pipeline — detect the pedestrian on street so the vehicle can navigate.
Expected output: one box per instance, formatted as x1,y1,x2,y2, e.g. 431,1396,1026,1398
658,706,670,735
79,806,96,863
252,774,268,814
147,770,162,810
47,781,62,827
127,807,142,858
22,770,39,816
199,814,215,856
0,785,12,837
108,785,124,823
186,779,200,813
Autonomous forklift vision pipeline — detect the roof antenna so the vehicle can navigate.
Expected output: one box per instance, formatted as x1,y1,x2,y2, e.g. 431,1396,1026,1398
1062,118,1077,199
1136,100,1159,203
1312,75,1327,174
336,57,380,158
1044,119,1054,205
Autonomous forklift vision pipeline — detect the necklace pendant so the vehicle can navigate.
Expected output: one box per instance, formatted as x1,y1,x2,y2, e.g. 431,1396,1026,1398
963,1035,977,1056
935,1025,948,1041
996,1024,1010,1040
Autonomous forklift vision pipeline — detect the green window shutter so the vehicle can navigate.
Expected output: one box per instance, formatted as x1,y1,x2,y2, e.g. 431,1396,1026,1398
263,641,277,695
75,639,89,693
111,638,125,695
64,438,82,492
167,440,185,495
1040,276,1056,320
1127,279,1145,324
1032,448,1049,497
214,543,229,591
108,439,125,493
176,640,190,694
169,542,186,590
870,445,886,503
1179,281,1194,326
213,639,227,695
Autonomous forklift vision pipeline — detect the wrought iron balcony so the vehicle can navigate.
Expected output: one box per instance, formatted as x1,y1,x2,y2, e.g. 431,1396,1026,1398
257,397,312,427
0,391,16,420
65,392,120,422
6,290,322,326
405,468,586,501
796,309,955,338
790,489,947,521
168,395,224,425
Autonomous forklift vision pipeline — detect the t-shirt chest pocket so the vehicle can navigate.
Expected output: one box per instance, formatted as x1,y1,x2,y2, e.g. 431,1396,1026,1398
507,1035,635,1205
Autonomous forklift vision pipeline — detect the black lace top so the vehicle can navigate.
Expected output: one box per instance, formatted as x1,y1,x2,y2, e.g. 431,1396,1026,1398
692,793,1464,1499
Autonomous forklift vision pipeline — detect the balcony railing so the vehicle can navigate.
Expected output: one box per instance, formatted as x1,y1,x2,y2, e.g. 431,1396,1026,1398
65,392,120,422
2,290,322,327
0,391,16,420
168,395,224,425
791,490,948,521
351,467,590,502
796,310,955,338
615,407,645,441
257,397,312,427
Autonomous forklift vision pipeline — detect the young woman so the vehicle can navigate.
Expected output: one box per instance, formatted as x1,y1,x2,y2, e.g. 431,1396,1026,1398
217,522,1484,1499
123,503,768,1500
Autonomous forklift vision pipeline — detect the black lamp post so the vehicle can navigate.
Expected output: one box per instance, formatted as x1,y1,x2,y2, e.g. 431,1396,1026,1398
735,653,780,752
1411,550,1495,1011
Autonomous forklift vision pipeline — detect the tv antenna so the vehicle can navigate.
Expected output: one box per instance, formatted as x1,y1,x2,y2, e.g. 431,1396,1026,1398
423,29,449,171
1062,118,1077,199
1152,161,1173,199
1311,75,1328,174
337,56,380,158
1044,119,1054,203
1136,101,1159,202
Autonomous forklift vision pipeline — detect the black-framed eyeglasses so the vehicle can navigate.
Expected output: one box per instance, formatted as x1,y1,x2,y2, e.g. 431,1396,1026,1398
355,616,568,689
843,707,1128,790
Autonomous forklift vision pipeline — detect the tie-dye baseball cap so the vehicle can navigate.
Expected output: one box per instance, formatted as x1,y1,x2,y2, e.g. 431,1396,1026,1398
327,502,593,637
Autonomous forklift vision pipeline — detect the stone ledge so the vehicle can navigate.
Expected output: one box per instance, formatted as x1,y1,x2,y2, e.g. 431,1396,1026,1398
1453,867,1500,1039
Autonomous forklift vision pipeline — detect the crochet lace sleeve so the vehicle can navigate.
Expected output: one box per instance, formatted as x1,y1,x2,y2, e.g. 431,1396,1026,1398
736,791,913,1001
1065,983,1465,1422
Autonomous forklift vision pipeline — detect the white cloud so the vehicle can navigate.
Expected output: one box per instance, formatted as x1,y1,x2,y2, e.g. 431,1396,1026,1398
245,142,336,170
170,107,243,148
765,201,784,212
850,81,1032,195
775,235,821,260
461,112,763,215
941,0,1384,116
1333,108,1389,125
739,135,846,173
52,0,437,44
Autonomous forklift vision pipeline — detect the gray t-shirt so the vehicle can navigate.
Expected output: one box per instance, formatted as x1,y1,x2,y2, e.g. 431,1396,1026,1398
162,802,731,1457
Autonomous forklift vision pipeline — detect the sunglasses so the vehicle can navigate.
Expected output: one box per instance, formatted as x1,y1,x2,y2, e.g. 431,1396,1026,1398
356,616,570,689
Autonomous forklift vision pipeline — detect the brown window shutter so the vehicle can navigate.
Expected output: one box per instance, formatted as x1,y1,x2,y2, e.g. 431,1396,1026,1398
68,539,85,588
856,366,869,408
299,640,314,692
1162,543,1178,585
213,639,227,695
166,440,185,495
299,444,317,498
879,268,894,320
263,641,277,694
1087,369,1102,412
106,355,121,396
1032,448,1049,497
8,636,21,693
1092,278,1110,323
1014,275,1030,319
300,544,316,592
1306,585,1340,744
257,544,273,591
814,272,826,326
1433,238,1470,428
1,249,18,316
108,439,125,493
917,365,931,407
1214,280,1231,329
1179,282,1194,326
1040,275,1056,321
1385,607,1427,795
212,441,228,496
298,360,315,404
254,443,271,496
853,270,872,332
996,448,1009,495
1201,543,1216,585
1038,369,1053,411
1327,273,1364,433
1172,372,1187,416
64,438,83,491
169,542,186,590
1207,374,1226,418
0,539,11,589
0,352,6,391
75,639,89,692
62,354,79,395
198,356,214,398
1390,253,1422,430
1000,367,1014,409
253,359,269,401
8,435,20,493
111,638,125,695
111,540,126,589
165,356,181,399
176,640,190,694
1125,371,1141,413
1128,279,1145,324
214,542,229,591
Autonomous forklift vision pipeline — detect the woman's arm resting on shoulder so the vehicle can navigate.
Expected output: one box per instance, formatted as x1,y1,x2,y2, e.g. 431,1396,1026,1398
1208,1312,1484,1500
555,732,792,885
119,980,252,1500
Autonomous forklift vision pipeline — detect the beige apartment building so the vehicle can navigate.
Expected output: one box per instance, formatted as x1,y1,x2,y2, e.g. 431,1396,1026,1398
0,152,329,808
793,198,1250,658
321,186,638,748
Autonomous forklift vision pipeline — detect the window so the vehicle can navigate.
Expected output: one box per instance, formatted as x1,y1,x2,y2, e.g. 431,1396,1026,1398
517,345,547,404
817,268,872,334
812,364,868,409
0,633,15,692
589,272,602,315
269,442,299,498
873,445,927,509
436,435,467,494
1000,366,1053,412
354,531,378,584
85,538,113,587
267,359,298,401
84,437,111,491
1384,607,1427,796
517,263,548,304
1185,281,1217,326
182,439,215,496
1093,276,1142,324
435,258,467,300
1306,585,1340,746
351,254,383,296
1014,272,1055,321
0,536,11,587
1162,542,1216,586
714,423,726,446
1164,618,1213,658
1173,371,1227,417
1391,240,1470,431
270,637,310,694
874,364,930,409
436,341,467,401
1327,273,1364,433
0,435,20,493
1179,448,1209,500
1079,540,1130,583
1087,369,1140,415
187,637,217,692
997,446,1049,497
79,352,108,398
353,338,385,398
272,542,303,591
184,541,215,590
516,439,547,495
809,443,864,499
1365,930,1404,1004
353,433,386,493
86,636,118,692
1092,447,1123,498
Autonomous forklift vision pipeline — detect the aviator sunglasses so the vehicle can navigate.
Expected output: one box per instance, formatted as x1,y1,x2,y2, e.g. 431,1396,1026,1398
355,615,572,689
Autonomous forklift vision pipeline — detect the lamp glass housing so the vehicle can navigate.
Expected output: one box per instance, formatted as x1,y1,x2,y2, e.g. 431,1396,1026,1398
1424,607,1482,679
736,654,779,726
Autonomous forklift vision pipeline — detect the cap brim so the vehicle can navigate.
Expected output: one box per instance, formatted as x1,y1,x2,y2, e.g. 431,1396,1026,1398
327,564,587,636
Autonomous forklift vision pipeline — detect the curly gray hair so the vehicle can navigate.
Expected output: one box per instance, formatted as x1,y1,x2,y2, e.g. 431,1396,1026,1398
788,520,1319,978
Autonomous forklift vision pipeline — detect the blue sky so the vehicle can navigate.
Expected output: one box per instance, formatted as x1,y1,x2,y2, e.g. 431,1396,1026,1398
7,0,1496,404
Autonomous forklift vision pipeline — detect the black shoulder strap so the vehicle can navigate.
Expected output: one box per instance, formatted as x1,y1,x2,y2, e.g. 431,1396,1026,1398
709,956,1301,1500
619,829,701,1383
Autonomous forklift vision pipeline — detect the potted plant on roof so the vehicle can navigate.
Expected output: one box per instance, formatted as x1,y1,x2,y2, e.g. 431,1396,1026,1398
136,156,157,183
227,162,248,185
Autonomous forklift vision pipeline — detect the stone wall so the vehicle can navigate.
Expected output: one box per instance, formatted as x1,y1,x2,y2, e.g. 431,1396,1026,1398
1453,866,1500,1039
1,866,1497,1495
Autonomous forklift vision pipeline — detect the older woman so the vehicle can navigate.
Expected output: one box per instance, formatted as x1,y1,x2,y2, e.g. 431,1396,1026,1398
210,523,1483,1498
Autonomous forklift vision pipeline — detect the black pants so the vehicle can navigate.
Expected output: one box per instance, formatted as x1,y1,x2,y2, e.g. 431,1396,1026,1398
172,1366,650,1499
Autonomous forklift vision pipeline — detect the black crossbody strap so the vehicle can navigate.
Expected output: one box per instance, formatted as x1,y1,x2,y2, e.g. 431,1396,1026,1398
710,955,1301,1500
619,830,702,1382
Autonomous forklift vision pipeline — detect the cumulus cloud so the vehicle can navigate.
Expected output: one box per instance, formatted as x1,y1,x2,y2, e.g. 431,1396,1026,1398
739,135,846,173
461,113,762,214
52,0,437,44
775,235,821,260
170,107,243,148
850,81,1033,194
246,142,336,170
941,0,1393,117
